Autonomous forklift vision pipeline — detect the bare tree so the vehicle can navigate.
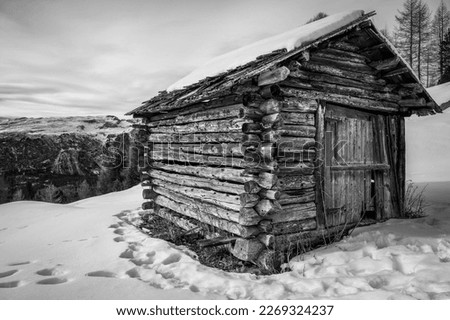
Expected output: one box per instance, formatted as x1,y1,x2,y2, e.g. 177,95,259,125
416,0,431,81
395,0,420,68
432,0,450,77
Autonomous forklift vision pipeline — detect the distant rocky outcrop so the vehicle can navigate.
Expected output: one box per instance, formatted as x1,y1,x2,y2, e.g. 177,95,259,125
0,116,146,204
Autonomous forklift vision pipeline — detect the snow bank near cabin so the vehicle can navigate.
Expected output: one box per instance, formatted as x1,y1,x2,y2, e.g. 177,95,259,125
0,187,208,299
2,183,450,299
168,10,364,91
427,82,450,109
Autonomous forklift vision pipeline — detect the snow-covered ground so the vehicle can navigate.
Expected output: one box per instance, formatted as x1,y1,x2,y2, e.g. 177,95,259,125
1,183,450,300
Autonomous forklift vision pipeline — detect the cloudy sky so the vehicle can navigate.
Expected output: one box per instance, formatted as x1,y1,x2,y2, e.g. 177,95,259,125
0,0,445,117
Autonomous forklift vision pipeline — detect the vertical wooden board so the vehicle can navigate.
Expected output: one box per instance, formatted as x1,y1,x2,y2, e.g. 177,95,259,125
398,117,406,216
315,102,326,227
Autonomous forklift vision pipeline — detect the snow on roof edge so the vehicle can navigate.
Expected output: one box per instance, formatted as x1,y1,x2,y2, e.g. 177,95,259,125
167,10,365,92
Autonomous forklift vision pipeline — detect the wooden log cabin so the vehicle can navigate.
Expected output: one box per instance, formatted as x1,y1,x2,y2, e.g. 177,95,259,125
126,11,441,269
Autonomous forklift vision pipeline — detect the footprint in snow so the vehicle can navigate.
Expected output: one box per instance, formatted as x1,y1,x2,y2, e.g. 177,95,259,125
161,253,182,265
119,249,135,259
113,229,126,235
86,271,118,278
0,270,18,278
0,280,24,288
36,267,66,277
8,261,31,267
113,236,125,242
126,268,140,279
0,227,7,232
36,277,68,285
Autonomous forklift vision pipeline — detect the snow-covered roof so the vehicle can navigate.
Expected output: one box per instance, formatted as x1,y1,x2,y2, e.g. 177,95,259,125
168,10,364,91
427,82,450,110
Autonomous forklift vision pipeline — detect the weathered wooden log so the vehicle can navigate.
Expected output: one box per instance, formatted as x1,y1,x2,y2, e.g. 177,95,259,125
151,162,255,183
313,48,368,64
283,77,400,102
262,126,316,141
142,201,154,210
152,150,264,169
280,87,398,113
398,98,427,107
242,123,262,134
231,238,265,261
244,180,262,194
270,203,317,223
146,104,243,127
258,189,281,200
256,250,284,272
382,67,409,78
239,107,263,120
153,179,241,211
401,83,423,93
255,199,282,216
278,189,315,205
259,84,281,99
154,207,199,232
149,169,245,195
309,55,374,73
272,218,317,235
259,98,318,115
258,66,290,86
149,119,248,134
261,113,280,129
152,143,245,158
258,172,278,189
300,60,386,86
257,233,275,248
155,195,259,238
147,95,242,120
240,193,260,208
154,186,261,226
327,41,360,53
276,175,315,190
149,132,245,143
282,97,319,112
289,65,390,93
198,237,238,248
370,57,400,71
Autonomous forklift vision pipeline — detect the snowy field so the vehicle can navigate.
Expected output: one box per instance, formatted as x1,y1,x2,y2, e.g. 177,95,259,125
1,182,450,300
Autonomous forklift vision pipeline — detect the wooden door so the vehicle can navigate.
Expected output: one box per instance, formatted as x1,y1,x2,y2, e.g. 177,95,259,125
322,105,389,227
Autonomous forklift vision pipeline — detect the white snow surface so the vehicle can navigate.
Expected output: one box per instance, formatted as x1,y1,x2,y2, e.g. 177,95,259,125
2,183,450,299
168,10,364,91
427,82,450,107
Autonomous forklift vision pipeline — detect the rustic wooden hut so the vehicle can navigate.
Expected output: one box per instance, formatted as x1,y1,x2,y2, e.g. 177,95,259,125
126,11,440,268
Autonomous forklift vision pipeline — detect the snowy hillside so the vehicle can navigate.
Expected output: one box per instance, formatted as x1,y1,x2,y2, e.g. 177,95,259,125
1,184,450,299
0,116,134,142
